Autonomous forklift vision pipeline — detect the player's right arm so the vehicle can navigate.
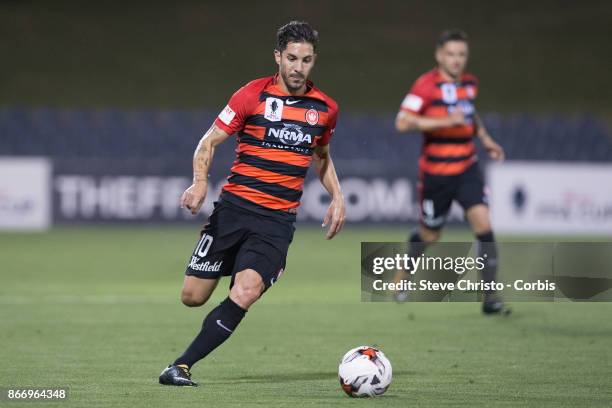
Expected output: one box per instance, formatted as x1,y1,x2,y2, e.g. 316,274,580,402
180,81,258,215
395,109,465,133
395,77,465,133
180,124,232,215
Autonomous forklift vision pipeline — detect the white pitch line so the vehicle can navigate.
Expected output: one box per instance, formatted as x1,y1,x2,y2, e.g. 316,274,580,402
0,294,176,305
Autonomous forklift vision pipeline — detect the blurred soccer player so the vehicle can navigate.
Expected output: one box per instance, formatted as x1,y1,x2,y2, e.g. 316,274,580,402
394,30,508,314
159,21,345,386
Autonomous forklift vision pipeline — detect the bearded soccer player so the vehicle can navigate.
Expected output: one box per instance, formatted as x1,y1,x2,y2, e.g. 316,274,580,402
159,21,345,386
394,30,509,314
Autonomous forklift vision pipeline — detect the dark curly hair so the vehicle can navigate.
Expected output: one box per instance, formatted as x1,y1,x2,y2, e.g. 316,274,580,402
276,21,318,52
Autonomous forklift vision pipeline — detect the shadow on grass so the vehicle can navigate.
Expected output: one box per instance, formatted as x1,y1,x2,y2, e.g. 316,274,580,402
211,370,413,384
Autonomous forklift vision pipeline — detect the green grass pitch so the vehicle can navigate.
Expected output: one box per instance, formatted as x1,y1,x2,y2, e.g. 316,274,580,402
1,226,611,407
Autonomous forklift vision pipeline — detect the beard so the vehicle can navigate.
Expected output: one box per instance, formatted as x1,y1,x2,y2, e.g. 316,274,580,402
281,69,306,92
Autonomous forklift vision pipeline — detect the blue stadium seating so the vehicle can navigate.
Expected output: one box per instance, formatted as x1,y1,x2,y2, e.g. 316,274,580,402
1,108,611,163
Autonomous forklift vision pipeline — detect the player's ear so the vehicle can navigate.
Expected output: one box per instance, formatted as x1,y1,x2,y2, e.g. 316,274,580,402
274,49,281,66
434,47,443,64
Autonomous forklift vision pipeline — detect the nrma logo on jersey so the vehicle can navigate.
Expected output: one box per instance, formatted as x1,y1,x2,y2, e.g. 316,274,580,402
267,123,313,146
449,100,475,116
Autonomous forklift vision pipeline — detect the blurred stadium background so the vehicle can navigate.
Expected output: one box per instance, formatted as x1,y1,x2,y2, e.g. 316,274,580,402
1,1,611,407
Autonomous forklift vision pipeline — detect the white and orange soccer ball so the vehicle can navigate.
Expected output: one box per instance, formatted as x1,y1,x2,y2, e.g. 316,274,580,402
338,346,392,397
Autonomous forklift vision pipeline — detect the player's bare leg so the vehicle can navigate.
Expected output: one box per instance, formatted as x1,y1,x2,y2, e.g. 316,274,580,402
228,268,265,309
180,276,220,307
465,204,491,235
466,204,510,315
160,269,262,386
393,226,440,302
419,225,442,243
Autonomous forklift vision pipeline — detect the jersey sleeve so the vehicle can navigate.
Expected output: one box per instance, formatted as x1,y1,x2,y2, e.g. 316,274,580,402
399,79,431,115
317,102,339,146
214,83,258,135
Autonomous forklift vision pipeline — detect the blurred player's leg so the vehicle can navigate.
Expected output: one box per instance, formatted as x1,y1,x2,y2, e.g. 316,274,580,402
465,205,496,289
394,174,450,302
419,225,442,243
393,226,440,302
180,276,220,307
465,204,509,315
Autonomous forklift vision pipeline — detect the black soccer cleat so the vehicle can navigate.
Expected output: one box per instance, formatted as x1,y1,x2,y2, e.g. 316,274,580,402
482,295,512,315
159,364,198,387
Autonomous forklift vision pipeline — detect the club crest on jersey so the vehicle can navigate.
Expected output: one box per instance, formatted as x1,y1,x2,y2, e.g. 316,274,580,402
440,83,458,104
466,85,476,98
267,123,312,146
305,109,319,125
264,97,284,122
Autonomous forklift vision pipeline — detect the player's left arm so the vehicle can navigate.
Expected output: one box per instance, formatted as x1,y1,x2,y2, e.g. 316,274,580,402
313,144,345,240
474,113,505,161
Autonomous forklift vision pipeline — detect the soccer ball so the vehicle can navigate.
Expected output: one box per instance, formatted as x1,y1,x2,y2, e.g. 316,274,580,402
338,346,392,397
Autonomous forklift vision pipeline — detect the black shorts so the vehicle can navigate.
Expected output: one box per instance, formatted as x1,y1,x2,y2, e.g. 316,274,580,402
185,200,295,290
418,162,488,230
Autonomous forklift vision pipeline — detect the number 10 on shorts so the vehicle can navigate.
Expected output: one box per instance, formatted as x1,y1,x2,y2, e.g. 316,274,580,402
194,234,214,257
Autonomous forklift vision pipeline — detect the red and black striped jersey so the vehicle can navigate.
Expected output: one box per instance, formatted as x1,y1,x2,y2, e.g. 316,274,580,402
400,68,478,176
214,74,339,218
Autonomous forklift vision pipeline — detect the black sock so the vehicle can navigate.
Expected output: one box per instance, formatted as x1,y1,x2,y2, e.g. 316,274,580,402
476,231,498,295
408,229,428,258
174,297,246,368
404,230,429,274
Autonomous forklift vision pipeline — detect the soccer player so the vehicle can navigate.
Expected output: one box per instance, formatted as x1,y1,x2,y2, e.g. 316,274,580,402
394,30,508,314
159,21,345,386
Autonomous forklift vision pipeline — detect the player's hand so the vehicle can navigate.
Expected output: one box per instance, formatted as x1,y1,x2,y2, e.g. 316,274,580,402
447,110,466,126
322,196,346,240
180,181,208,215
482,137,505,161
